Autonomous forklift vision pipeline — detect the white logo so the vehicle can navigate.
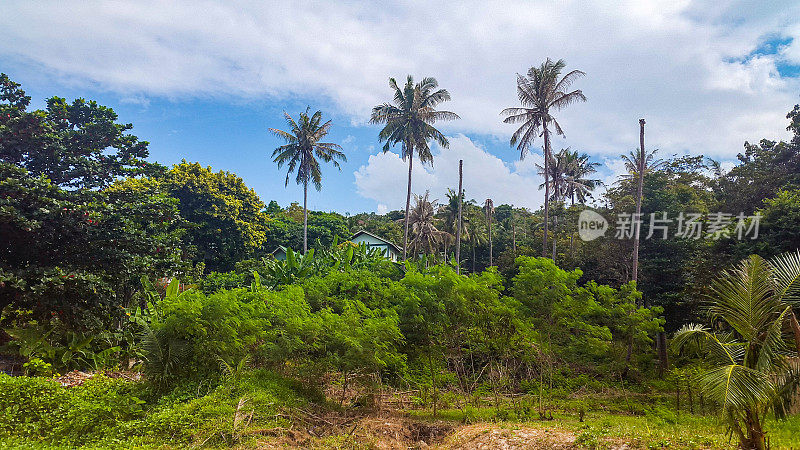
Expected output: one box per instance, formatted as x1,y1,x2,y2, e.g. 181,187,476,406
578,209,609,241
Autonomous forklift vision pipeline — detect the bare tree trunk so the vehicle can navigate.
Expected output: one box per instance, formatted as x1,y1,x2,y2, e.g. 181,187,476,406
625,119,646,379
303,180,308,253
632,119,645,285
456,160,463,274
403,148,414,261
542,123,551,257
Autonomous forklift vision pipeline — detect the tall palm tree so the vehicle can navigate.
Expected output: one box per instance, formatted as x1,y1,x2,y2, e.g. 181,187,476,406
536,149,571,261
270,108,346,253
441,188,470,249
464,202,488,273
619,148,664,182
501,58,586,257
620,144,664,288
406,191,449,259
371,76,460,260
439,188,470,265
673,252,800,450
560,149,601,258
483,198,494,266
563,150,601,206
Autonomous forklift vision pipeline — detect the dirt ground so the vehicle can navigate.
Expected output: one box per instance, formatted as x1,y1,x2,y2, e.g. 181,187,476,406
253,415,634,449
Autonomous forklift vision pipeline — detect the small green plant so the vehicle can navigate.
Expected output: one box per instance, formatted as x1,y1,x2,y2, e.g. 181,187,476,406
575,423,610,449
22,357,54,377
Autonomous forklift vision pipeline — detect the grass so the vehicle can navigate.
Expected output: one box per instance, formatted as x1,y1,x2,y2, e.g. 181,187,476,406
3,373,799,449
407,401,800,449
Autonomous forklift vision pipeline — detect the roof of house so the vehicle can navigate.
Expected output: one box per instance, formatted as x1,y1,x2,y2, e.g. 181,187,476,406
350,230,403,254
270,245,288,255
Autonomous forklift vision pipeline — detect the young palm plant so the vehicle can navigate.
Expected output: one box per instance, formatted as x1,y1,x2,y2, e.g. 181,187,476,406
673,252,800,450
370,76,460,260
270,108,346,253
501,58,586,257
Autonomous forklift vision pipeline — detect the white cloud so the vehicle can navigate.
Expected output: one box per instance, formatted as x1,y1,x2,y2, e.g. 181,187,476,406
354,135,544,212
2,0,799,159
376,204,388,215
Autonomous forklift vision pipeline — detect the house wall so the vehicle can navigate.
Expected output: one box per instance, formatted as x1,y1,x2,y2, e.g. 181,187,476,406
351,234,398,261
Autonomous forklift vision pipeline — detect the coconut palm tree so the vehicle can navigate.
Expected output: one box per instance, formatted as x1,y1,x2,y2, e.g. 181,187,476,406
560,149,601,258
501,59,586,257
673,252,800,450
537,149,572,261
371,76,460,260
407,191,450,259
270,108,346,253
441,188,470,259
464,202,488,273
619,148,665,183
563,150,601,206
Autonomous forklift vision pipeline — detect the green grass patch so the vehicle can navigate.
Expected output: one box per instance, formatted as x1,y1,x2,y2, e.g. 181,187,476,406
0,370,317,449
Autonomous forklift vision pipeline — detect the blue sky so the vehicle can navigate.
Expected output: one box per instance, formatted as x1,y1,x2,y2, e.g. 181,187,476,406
3,1,800,214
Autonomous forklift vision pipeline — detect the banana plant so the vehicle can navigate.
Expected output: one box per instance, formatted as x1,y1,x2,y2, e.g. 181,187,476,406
263,247,316,287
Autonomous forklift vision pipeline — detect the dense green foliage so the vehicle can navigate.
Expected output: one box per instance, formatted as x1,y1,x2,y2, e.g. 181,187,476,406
0,370,311,447
2,74,800,449
0,77,186,326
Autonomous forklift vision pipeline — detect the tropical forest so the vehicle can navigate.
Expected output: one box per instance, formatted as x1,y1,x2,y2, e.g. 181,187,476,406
2,4,800,450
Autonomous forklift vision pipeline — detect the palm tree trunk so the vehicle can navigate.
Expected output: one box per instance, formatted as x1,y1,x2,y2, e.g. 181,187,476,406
552,214,558,262
632,119,645,285
542,123,551,257
303,180,308,253
455,160,463,274
570,193,575,257
403,148,413,261
472,241,476,273
625,119,646,380
488,216,493,266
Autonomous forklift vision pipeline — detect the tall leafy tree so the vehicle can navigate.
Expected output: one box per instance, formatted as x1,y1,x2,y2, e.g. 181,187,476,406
501,59,586,257
157,162,270,272
716,106,800,215
0,73,160,189
270,108,346,253
370,76,460,260
0,75,186,324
